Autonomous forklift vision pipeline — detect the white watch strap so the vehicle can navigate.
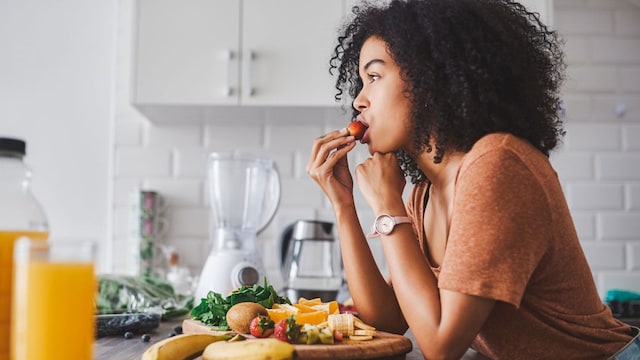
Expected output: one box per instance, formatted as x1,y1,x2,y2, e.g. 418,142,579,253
367,215,411,239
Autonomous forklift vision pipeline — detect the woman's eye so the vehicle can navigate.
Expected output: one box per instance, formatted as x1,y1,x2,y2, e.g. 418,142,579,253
367,74,379,83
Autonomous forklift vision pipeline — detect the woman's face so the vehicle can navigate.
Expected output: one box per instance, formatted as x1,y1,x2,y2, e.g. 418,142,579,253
353,36,413,154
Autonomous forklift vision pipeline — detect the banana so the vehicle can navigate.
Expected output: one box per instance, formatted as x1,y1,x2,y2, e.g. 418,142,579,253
141,333,232,360
202,338,295,360
327,313,376,340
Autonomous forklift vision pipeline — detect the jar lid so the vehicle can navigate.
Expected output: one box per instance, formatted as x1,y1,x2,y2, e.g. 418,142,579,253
0,137,26,156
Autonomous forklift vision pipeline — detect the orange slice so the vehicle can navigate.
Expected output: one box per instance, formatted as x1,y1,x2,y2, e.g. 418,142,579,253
293,303,317,313
297,297,322,306
328,300,339,314
266,308,291,323
295,310,327,325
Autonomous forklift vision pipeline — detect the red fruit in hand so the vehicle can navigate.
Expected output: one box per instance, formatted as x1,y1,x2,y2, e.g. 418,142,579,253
274,316,301,343
249,315,274,338
346,121,368,140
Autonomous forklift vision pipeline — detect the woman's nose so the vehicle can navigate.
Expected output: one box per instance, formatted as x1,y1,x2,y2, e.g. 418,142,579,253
352,90,368,113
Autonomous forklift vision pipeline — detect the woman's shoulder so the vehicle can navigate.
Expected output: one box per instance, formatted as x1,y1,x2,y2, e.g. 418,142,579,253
464,133,548,166
457,133,556,188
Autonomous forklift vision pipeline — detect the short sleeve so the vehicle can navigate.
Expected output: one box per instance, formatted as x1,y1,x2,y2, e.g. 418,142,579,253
438,148,552,307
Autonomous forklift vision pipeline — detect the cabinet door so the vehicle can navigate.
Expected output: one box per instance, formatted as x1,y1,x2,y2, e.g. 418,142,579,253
133,0,240,105
241,0,344,106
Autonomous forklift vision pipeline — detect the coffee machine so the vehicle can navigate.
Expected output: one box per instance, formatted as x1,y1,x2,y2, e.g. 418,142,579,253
280,220,343,302
195,152,280,299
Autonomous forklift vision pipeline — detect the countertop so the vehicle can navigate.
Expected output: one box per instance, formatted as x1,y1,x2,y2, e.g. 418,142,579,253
94,317,488,360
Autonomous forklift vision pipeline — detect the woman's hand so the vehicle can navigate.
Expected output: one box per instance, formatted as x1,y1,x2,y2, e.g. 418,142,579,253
306,128,358,209
355,152,406,215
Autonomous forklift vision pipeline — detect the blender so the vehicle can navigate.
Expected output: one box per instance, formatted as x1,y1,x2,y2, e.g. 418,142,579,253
195,152,280,299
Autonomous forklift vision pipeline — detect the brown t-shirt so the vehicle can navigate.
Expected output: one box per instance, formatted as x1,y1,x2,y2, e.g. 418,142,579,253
406,133,632,359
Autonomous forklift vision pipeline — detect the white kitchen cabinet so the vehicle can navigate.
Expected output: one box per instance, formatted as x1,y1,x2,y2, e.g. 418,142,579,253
133,0,344,106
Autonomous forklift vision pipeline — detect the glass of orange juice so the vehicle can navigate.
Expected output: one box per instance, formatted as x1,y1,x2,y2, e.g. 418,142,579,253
11,238,96,360
0,230,47,360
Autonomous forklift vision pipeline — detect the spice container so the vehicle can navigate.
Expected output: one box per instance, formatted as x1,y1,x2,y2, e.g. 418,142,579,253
128,190,167,277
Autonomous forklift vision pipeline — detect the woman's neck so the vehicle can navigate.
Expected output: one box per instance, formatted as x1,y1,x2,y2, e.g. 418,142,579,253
415,150,464,190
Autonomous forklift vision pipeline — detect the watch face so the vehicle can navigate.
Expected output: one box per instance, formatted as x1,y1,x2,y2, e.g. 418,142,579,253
376,215,394,235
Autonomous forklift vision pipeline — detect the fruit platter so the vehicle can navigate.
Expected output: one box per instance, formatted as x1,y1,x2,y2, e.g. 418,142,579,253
141,280,413,360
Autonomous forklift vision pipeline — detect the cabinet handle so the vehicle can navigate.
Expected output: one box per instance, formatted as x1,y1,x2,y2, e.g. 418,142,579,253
247,50,255,97
224,50,234,97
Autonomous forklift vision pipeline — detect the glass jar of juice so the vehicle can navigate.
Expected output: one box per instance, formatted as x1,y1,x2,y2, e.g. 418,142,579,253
0,137,48,360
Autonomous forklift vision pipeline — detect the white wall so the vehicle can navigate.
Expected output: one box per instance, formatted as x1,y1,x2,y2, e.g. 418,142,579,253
0,0,117,272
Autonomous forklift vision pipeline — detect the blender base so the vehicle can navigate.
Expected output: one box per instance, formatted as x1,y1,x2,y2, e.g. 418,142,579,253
195,250,264,300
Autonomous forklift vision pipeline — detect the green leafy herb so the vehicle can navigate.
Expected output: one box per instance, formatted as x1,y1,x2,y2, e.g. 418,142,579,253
190,278,290,329
96,275,193,320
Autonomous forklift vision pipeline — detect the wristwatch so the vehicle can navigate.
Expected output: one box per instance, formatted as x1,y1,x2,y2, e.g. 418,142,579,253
367,214,411,238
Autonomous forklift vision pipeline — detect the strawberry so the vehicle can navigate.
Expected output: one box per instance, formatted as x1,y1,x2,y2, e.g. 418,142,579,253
249,315,274,338
346,121,368,141
273,316,301,343
333,329,344,342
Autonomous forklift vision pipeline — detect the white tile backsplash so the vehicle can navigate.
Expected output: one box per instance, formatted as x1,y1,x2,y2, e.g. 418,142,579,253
112,0,640,298
205,124,263,149
582,242,626,270
623,125,640,150
616,8,640,35
565,65,618,92
592,94,640,122
598,213,640,240
620,67,640,92
147,123,203,147
591,38,640,64
568,183,624,210
596,154,640,180
627,184,640,210
630,244,640,270
571,212,597,241
564,124,621,151
167,207,209,238
116,147,172,176
555,8,614,35
550,152,594,180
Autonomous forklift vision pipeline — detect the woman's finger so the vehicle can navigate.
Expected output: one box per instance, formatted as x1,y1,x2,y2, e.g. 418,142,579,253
307,132,354,173
309,128,347,159
308,139,355,180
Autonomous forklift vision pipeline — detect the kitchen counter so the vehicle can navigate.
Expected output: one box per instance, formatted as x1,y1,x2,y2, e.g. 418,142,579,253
94,317,488,360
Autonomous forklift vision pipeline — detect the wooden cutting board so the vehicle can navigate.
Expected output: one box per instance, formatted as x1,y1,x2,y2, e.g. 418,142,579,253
183,319,413,360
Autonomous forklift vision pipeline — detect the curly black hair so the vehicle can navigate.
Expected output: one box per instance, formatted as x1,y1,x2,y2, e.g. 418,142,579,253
329,0,566,183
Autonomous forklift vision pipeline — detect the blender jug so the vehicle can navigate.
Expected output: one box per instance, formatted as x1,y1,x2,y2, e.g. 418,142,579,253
195,152,280,299
280,220,343,302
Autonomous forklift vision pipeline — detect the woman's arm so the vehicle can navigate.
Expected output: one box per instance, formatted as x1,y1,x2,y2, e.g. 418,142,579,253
306,130,407,333
333,203,408,334
356,152,496,359
379,223,495,359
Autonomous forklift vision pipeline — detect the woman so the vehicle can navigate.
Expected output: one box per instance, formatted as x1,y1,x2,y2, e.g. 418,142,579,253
306,0,638,358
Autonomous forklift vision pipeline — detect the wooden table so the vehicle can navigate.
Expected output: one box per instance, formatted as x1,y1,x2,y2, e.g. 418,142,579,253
94,317,487,360
94,318,181,360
